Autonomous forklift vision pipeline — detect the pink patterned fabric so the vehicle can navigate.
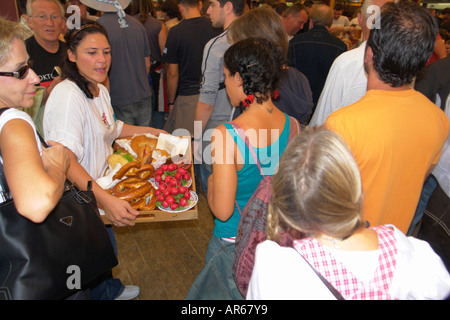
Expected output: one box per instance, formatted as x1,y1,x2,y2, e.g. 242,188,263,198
293,226,398,299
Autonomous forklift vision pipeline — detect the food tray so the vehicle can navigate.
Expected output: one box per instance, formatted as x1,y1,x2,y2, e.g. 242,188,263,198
100,136,198,224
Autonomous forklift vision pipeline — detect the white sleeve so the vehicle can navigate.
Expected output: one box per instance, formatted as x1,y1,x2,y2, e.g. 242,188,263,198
43,81,86,160
310,60,346,127
0,109,42,154
389,226,450,300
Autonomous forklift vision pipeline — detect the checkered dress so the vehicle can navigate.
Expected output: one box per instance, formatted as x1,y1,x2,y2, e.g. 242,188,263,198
293,226,398,299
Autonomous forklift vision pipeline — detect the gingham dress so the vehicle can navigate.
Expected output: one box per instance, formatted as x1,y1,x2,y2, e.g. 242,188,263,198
293,226,398,299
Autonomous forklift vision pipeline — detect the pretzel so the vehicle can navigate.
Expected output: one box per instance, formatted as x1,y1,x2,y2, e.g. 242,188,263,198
112,161,141,180
110,177,153,202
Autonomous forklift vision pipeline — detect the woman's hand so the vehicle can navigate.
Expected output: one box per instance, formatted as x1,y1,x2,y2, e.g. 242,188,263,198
99,192,140,227
41,140,70,175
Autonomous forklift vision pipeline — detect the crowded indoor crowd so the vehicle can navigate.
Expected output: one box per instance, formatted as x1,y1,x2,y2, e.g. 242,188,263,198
0,0,449,300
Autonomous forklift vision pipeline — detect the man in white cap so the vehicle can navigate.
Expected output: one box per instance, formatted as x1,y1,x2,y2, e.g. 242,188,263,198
81,0,153,128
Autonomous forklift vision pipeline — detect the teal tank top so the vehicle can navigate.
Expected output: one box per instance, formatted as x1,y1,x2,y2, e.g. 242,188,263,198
213,113,291,238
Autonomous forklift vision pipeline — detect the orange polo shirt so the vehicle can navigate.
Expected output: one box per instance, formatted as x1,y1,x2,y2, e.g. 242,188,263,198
325,89,449,233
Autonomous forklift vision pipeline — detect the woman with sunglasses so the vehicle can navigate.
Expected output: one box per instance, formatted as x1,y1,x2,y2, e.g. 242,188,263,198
0,17,69,223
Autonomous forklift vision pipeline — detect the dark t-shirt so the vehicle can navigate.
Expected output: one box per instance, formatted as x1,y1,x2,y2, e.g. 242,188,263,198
98,13,151,106
25,36,66,88
163,16,219,96
141,15,163,63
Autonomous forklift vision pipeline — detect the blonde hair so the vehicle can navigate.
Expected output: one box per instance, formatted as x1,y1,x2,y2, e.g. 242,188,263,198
267,127,364,241
0,17,30,67
227,7,289,61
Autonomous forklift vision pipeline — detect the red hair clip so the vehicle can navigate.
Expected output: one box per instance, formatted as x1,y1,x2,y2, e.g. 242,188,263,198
272,89,279,100
242,93,254,107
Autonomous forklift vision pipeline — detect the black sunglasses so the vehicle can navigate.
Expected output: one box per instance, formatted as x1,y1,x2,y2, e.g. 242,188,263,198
0,60,33,80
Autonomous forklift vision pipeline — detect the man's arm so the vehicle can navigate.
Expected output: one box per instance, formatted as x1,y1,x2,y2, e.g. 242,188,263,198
145,56,151,75
195,101,214,133
165,63,179,112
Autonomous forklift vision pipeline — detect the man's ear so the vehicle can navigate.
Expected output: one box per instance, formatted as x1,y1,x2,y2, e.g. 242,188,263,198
364,45,373,65
26,15,33,29
224,1,233,14
358,12,363,27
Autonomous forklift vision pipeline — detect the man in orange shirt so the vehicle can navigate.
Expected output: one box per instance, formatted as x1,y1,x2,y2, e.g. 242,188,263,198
325,0,449,233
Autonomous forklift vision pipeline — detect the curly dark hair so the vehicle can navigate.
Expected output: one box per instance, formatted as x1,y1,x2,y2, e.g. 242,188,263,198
224,38,283,104
367,0,438,87
63,20,109,99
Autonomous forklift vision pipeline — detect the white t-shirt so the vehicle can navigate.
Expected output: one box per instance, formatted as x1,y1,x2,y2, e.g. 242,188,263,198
247,225,450,300
44,79,124,180
0,108,42,158
309,42,367,127
0,108,42,201
332,15,350,28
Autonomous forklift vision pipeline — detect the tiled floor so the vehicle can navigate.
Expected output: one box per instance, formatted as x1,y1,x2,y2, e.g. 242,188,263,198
111,190,214,300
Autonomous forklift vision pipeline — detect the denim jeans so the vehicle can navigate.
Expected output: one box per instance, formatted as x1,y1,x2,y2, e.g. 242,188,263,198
185,235,244,300
407,175,438,236
113,96,152,127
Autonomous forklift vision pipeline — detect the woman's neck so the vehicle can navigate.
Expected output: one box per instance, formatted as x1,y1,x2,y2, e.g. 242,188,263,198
316,227,379,251
243,98,276,115
89,82,99,97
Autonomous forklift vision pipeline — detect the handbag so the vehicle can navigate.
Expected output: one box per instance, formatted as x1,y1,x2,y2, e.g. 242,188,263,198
0,108,118,300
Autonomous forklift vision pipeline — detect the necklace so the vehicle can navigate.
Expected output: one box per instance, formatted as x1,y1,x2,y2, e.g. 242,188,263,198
317,235,344,249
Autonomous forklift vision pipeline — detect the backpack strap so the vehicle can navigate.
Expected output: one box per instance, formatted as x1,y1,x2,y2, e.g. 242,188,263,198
228,121,264,177
288,116,300,143
228,115,299,177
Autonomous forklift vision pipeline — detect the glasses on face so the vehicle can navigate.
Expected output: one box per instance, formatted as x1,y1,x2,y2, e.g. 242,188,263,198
0,60,33,80
33,14,62,22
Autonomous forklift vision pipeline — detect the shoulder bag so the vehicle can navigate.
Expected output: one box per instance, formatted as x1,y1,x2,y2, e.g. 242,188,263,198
0,108,118,300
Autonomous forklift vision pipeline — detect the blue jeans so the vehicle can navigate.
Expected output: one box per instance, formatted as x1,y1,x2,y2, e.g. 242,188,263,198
407,175,438,236
185,235,244,300
113,96,152,127
200,163,211,196
151,110,167,129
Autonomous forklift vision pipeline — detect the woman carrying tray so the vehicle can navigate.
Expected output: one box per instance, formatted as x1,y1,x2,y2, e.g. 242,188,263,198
43,19,165,300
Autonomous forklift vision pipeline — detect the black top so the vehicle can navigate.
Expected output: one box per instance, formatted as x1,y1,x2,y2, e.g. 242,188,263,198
25,36,66,88
163,16,219,96
288,26,347,107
